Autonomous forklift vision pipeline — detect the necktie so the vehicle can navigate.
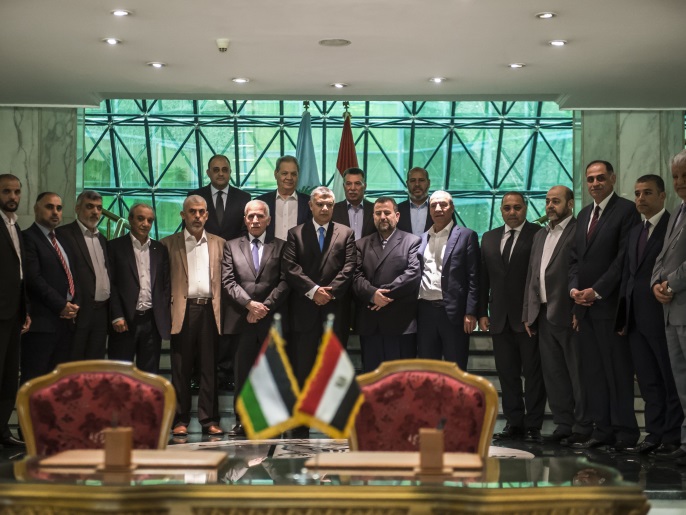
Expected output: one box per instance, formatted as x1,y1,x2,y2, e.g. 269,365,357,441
251,238,260,271
587,205,601,241
502,229,515,266
215,190,224,226
637,221,650,261
318,226,326,251
381,239,387,250
49,231,75,297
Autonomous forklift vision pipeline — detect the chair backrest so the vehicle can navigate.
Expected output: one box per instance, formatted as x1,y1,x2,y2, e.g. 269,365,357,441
17,360,175,456
350,359,498,459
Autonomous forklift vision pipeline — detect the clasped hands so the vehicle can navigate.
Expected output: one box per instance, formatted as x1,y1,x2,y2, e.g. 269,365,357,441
653,281,673,305
60,302,80,320
246,300,269,324
570,288,595,306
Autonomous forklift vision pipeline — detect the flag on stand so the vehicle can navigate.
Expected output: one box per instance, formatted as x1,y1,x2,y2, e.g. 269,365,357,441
295,320,364,439
333,110,358,203
295,109,320,194
236,324,300,439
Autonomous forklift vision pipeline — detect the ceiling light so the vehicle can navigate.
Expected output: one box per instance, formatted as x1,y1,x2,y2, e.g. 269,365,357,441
536,12,556,19
147,62,166,68
429,77,446,83
103,38,121,45
548,40,567,47
232,77,250,83
111,10,132,17
331,83,348,88
319,39,352,47
509,63,525,69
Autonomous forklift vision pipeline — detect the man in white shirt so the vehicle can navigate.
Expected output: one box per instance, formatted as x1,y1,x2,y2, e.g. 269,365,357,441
162,196,226,438
331,168,375,240
397,167,433,236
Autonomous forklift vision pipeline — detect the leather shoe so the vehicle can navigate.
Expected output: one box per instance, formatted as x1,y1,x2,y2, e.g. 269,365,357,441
654,447,686,460
493,424,524,440
542,431,571,443
0,435,25,448
524,428,543,443
651,443,680,455
570,437,610,449
560,433,590,447
202,424,224,436
228,424,246,437
172,425,188,437
623,440,659,454
612,440,636,452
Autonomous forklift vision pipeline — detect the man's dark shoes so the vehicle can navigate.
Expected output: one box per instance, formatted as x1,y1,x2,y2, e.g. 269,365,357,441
654,448,686,460
524,428,543,443
493,424,524,440
542,430,571,443
560,433,590,447
612,440,637,452
623,440,659,454
228,424,246,437
651,443,680,456
570,437,610,449
0,435,25,448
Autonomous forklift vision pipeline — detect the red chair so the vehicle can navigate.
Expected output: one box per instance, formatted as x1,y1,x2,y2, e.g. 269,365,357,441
350,359,498,459
16,360,175,456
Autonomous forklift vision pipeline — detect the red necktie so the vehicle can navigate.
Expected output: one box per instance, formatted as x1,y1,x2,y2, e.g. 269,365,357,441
49,231,75,298
587,205,600,241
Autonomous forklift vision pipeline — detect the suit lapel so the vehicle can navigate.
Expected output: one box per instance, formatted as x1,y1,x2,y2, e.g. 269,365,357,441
124,237,139,286
546,218,575,268
665,206,685,246
443,225,460,263
585,195,617,253
149,241,159,288
176,234,189,278
239,236,257,275
638,212,669,269
258,241,274,277
0,218,19,262
71,223,96,273
320,224,339,272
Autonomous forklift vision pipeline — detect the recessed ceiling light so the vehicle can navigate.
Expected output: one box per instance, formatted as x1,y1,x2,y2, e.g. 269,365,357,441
103,38,121,45
331,83,348,88
548,39,567,47
429,77,446,83
232,77,250,83
111,9,132,17
147,62,166,68
509,63,525,69
536,12,556,19
319,39,352,47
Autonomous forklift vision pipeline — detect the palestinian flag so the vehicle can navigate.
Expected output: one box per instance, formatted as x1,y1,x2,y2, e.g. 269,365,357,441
236,326,300,439
295,327,364,438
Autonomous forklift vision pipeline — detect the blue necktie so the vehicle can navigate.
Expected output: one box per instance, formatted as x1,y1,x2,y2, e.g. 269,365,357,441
318,226,325,251
251,238,260,271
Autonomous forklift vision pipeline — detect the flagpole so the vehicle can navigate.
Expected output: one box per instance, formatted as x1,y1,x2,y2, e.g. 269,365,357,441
325,313,335,333
273,313,283,339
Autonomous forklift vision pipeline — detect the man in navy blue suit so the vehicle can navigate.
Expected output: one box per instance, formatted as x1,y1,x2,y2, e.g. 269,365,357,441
417,191,479,371
569,160,640,450
256,155,311,241
618,174,682,454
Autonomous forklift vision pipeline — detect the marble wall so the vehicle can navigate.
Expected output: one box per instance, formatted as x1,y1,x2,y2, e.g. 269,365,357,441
0,106,79,228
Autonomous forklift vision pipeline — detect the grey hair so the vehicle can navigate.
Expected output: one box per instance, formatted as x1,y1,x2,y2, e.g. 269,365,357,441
183,195,207,211
429,190,454,205
244,199,270,217
76,190,102,206
310,186,335,203
670,149,686,169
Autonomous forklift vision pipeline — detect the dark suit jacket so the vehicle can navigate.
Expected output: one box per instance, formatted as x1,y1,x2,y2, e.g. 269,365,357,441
22,223,74,333
222,235,290,336
332,199,376,239
479,221,541,333
618,211,670,333
523,217,577,328
283,221,356,333
189,184,251,241
419,224,480,326
107,234,171,340
353,230,421,335
569,193,640,320
651,204,686,326
255,190,311,241
397,200,432,235
0,218,26,321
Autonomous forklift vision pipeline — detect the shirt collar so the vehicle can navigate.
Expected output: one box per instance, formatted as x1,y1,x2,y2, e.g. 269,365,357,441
76,219,99,237
277,189,298,201
379,228,396,243
547,214,572,232
506,221,526,234
183,228,207,244
130,232,151,249
210,185,230,197
313,220,330,233
347,200,364,211
410,199,429,210
0,210,16,225
644,208,666,227
595,191,614,211
250,232,266,245
429,220,454,237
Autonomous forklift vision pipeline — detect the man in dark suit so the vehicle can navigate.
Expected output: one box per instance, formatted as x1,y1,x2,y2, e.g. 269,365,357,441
569,160,640,450
353,197,421,372
222,199,290,437
523,186,590,444
332,168,376,241
416,191,479,370
107,203,171,374
283,186,356,385
56,190,111,361
479,191,545,442
0,174,30,448
616,175,682,454
397,167,433,236
255,155,311,241
22,192,79,384
652,150,686,464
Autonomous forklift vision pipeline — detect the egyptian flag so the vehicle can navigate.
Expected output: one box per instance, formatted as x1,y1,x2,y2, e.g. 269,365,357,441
236,325,300,439
295,326,364,438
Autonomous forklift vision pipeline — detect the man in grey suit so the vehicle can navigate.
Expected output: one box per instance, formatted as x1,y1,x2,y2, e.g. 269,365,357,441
523,186,590,444
652,149,686,464
222,199,290,436
353,197,421,372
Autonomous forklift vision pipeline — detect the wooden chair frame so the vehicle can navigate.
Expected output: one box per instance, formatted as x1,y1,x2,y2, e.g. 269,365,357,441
16,360,176,456
350,359,498,460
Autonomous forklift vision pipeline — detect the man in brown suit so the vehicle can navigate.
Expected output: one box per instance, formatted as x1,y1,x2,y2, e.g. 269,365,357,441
162,195,225,437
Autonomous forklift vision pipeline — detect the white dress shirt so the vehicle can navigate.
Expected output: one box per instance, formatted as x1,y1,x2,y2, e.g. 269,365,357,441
131,234,153,311
184,229,212,299
643,208,666,239
419,220,454,301
539,214,572,304
410,200,429,236
306,221,330,299
274,190,299,240
1,210,22,279
346,202,364,241
77,220,110,301
587,192,614,232
500,221,525,260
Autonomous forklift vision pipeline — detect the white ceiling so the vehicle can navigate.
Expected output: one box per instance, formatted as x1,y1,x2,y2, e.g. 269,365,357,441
2,0,686,109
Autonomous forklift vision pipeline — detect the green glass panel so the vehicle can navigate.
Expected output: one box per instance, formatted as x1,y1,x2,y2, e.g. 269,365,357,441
453,197,496,237
149,100,195,115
